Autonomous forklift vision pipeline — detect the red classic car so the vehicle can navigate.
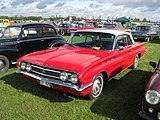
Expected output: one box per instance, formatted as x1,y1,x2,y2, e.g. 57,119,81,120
16,29,145,99
139,60,160,120
67,21,95,34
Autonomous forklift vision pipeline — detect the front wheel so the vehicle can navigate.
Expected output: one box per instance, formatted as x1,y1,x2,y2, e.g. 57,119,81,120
87,73,104,99
0,55,10,73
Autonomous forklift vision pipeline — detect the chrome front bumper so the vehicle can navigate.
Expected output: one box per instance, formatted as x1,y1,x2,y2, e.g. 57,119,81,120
16,70,93,92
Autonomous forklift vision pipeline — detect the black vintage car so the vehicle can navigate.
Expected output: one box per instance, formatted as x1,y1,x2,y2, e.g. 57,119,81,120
131,24,160,42
0,23,65,73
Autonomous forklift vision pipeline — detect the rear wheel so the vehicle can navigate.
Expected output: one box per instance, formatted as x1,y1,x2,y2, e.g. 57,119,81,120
60,30,65,35
0,55,10,73
87,73,104,99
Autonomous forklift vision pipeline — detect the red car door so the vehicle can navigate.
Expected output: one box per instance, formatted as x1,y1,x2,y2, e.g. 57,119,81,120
115,35,135,70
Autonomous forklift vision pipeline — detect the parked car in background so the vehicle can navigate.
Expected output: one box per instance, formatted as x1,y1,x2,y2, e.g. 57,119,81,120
0,23,65,73
57,23,72,35
131,24,160,42
16,29,145,99
97,22,130,32
139,59,160,120
67,21,95,34
97,23,123,29
0,19,10,26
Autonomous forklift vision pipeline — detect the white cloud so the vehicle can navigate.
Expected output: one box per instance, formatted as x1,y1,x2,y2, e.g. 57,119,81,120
0,0,159,21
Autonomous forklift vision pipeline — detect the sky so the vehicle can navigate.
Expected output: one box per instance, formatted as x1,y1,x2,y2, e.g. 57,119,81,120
0,0,160,22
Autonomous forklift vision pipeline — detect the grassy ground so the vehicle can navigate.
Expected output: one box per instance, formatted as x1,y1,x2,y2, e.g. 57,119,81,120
0,38,160,120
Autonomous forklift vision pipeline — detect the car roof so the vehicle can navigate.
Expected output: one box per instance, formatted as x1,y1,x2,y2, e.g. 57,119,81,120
76,29,131,36
7,22,54,28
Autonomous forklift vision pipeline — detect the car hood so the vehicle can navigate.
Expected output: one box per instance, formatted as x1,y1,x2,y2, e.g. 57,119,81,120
131,30,149,35
19,46,112,73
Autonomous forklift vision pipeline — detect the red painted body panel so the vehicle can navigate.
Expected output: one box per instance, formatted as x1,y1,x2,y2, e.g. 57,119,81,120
21,74,92,96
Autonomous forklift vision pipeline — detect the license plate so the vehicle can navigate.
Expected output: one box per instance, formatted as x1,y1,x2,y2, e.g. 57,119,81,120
39,81,51,88
158,112,160,120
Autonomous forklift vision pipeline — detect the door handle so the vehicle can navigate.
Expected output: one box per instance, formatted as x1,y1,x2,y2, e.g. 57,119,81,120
41,39,44,42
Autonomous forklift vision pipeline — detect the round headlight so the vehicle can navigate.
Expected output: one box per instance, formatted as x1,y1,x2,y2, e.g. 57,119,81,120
145,90,160,105
70,73,78,84
60,71,68,81
26,63,32,72
21,62,26,70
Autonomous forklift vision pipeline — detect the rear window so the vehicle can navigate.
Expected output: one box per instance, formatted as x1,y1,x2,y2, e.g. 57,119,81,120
22,26,56,38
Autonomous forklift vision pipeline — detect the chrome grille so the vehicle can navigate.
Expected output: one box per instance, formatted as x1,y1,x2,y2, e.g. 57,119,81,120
30,64,61,80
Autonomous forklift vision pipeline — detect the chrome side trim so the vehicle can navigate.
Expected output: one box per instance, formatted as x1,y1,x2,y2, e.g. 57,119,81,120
16,70,93,92
12,62,16,64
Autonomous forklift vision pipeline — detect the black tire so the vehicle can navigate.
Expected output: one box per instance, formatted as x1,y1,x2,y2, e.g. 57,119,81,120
131,55,139,69
87,73,104,100
0,55,10,73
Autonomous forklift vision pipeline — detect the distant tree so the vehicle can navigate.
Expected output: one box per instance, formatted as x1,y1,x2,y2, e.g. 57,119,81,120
0,16,9,19
134,18,141,22
142,18,147,22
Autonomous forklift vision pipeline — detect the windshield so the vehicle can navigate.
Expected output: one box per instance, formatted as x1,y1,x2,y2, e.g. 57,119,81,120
71,23,84,28
2,26,21,38
136,26,151,31
68,32,115,50
59,24,71,28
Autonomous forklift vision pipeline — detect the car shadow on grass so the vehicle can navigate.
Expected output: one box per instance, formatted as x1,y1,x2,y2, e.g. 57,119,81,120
90,69,152,120
1,73,75,102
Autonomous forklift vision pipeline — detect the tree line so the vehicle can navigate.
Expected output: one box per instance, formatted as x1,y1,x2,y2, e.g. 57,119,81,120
0,15,153,23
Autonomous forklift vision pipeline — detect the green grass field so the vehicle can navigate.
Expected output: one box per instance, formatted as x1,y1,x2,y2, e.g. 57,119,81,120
0,38,160,120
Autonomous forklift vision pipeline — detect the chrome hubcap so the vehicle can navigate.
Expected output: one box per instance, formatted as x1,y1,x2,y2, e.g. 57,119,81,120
92,76,103,97
0,60,5,69
134,57,139,67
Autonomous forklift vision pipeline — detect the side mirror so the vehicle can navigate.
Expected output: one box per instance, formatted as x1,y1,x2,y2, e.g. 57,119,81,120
119,46,124,50
149,61,157,69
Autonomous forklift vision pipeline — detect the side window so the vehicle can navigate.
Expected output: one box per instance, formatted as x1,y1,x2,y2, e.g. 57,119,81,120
126,35,132,45
22,27,38,38
22,26,57,38
42,27,56,36
116,35,132,49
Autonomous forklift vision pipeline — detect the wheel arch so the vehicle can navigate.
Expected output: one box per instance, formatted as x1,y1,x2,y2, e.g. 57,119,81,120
101,71,109,82
137,53,141,58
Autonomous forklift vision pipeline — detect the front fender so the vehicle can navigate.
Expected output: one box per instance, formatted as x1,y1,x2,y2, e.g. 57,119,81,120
0,46,20,64
145,72,160,93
